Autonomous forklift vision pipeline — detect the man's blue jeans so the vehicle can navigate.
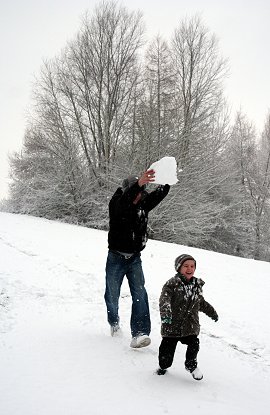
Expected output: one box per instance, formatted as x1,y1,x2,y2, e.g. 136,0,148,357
104,250,151,337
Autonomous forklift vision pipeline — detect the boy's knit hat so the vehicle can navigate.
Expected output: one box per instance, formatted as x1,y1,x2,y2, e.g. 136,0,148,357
175,254,196,272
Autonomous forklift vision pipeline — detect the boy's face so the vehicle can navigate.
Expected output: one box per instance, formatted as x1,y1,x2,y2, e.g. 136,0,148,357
179,260,196,280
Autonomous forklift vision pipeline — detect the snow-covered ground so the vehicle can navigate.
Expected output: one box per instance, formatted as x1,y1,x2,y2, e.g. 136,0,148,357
0,212,270,415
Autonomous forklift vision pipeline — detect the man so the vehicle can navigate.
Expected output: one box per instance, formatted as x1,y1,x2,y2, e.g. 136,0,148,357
104,169,170,348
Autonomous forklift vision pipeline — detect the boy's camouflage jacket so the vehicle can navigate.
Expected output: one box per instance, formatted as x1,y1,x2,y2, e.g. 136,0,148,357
159,273,218,337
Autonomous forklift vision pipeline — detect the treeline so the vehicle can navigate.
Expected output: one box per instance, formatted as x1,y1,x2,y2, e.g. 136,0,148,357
6,1,270,261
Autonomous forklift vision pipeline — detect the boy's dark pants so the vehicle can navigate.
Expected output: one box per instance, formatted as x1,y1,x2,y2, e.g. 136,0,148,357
159,335,200,372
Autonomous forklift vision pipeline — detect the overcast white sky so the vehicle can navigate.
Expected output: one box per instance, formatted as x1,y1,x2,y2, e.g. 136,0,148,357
1,0,269,199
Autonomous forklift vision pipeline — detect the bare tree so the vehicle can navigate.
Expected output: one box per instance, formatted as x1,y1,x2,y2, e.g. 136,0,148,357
149,16,230,249
252,113,270,258
8,1,145,224
65,1,144,180
218,112,263,258
171,16,228,167
143,36,175,159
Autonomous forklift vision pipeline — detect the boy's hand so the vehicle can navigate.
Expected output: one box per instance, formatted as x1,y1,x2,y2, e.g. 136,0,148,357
161,316,172,324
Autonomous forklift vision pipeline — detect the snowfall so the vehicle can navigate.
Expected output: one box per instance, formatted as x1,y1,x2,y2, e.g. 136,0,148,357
0,212,270,415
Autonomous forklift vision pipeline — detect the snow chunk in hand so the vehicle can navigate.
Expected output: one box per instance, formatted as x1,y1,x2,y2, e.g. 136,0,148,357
148,156,178,185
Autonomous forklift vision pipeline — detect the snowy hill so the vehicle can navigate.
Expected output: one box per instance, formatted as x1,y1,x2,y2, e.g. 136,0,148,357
0,212,270,415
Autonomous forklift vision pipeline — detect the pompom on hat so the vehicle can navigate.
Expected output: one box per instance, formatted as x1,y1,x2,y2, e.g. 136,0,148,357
174,254,196,272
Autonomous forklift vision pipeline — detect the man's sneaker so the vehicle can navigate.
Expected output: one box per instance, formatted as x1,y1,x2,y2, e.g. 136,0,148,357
110,324,121,337
156,367,167,375
190,367,203,381
130,335,151,348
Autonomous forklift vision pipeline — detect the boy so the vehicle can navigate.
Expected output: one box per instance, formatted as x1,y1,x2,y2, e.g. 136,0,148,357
157,254,218,380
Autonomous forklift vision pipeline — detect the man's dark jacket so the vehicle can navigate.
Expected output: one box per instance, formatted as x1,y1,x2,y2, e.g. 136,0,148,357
108,181,170,254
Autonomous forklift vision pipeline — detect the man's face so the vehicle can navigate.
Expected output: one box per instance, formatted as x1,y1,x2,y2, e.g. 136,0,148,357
179,260,196,280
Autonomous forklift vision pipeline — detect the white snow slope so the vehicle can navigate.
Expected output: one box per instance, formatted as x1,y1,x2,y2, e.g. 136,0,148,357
0,212,270,415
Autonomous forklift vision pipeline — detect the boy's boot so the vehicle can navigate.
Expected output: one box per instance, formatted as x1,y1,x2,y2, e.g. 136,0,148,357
185,359,203,381
190,367,203,381
156,367,167,375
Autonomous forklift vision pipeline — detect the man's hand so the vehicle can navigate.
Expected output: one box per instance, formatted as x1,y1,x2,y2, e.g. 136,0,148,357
138,169,155,187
